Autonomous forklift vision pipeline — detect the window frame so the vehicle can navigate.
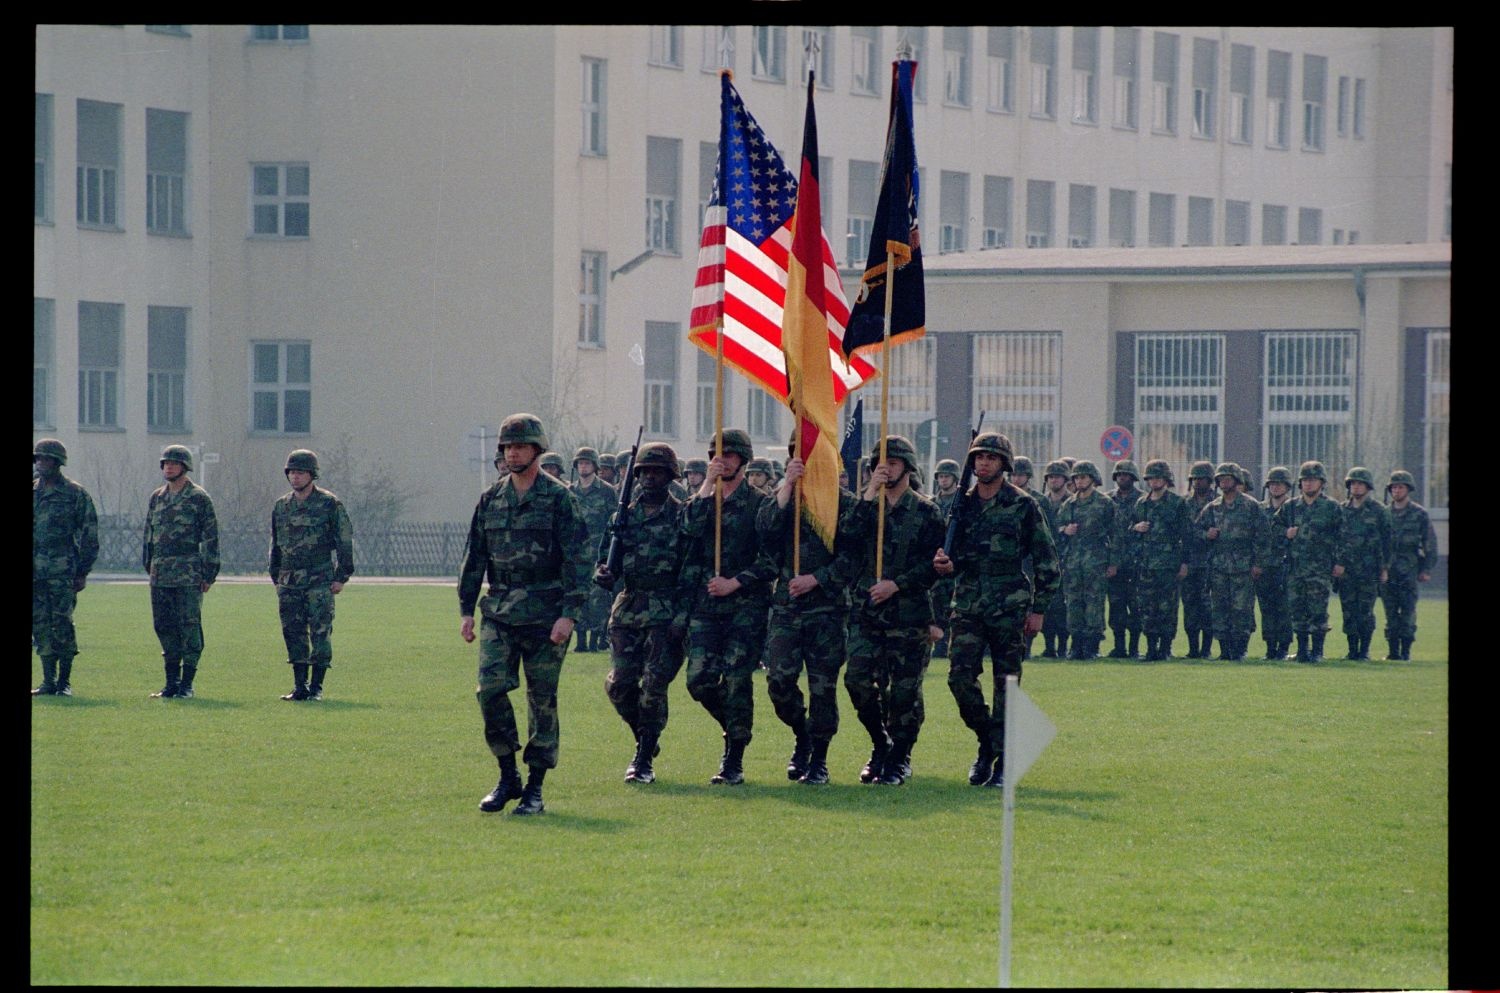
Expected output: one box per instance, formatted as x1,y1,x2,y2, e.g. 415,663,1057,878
970,331,1063,459
35,298,55,429
1423,329,1450,515
147,305,190,433
77,301,123,430
643,321,679,439
249,25,309,43
578,251,605,348
1259,330,1359,484
76,99,122,230
36,93,53,223
249,340,313,436
1133,331,1227,486
752,25,786,82
249,162,310,239
581,57,607,156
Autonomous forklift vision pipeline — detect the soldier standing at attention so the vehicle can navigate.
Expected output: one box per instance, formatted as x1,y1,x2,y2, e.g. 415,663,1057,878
538,452,566,481
1037,460,1073,658
1380,470,1439,660
680,429,775,786
569,447,617,653
1195,463,1266,661
1279,461,1345,663
459,414,591,815
744,459,775,495
934,433,1059,788
928,458,962,659
1009,456,1048,659
1256,467,1296,660
596,452,619,489
1106,460,1143,658
593,443,693,784
1338,467,1392,661
757,435,860,785
1056,461,1117,660
32,439,99,697
1128,460,1192,661
1181,461,1218,658
270,449,354,703
143,445,220,699
684,458,708,493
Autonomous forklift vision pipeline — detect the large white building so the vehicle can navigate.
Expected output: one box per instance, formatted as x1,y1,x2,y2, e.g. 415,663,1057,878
34,25,1450,553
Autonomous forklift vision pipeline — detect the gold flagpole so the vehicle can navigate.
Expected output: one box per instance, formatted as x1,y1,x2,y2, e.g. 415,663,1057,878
715,321,725,577
875,247,895,580
793,415,802,576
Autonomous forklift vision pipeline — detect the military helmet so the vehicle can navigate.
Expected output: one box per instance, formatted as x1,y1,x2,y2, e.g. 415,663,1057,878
934,458,961,478
1043,459,1070,479
1010,455,1035,477
1387,469,1416,489
634,442,681,479
1070,459,1103,485
1213,462,1240,482
597,452,617,470
284,449,320,479
498,412,549,452
616,451,633,470
539,451,565,472
685,458,708,475
872,435,921,473
1237,466,1253,489
160,444,194,471
1143,459,1174,482
1112,459,1140,481
572,446,600,467
707,429,755,464
1298,460,1327,482
1344,466,1375,487
745,458,774,477
1188,460,1215,480
966,431,1014,470
1265,466,1294,486
33,438,68,466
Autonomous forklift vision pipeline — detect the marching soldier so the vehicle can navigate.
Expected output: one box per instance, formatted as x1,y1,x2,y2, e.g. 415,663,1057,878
1055,461,1117,660
684,458,708,493
1256,467,1296,660
596,452,619,488
538,451,566,480
143,445,220,699
32,439,99,697
1278,461,1345,663
569,447,617,653
929,457,962,659
1037,460,1072,658
1106,460,1143,658
458,414,592,815
1128,460,1192,661
1380,470,1439,660
1010,456,1047,658
1194,463,1266,660
593,443,693,784
1181,460,1218,657
1339,467,1392,661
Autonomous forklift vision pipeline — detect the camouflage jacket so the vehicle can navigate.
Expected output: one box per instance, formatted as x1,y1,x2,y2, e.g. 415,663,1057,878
1039,490,1070,568
934,488,960,520
948,483,1060,619
1386,502,1439,579
849,487,946,628
602,494,693,629
1276,493,1345,577
680,481,775,617
1184,490,1217,568
1194,493,1268,573
33,476,100,581
1259,497,1295,571
1056,490,1119,573
269,487,354,589
569,477,619,558
757,487,860,613
1340,497,1393,577
1130,489,1193,572
458,472,591,625
1108,486,1144,567
143,480,220,587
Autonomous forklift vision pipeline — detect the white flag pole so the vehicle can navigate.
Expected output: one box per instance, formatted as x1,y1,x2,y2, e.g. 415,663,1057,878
1000,674,1019,988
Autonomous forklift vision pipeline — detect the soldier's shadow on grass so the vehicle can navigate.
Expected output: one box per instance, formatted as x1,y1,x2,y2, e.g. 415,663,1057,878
150,697,246,710
31,695,114,709
716,777,1121,820
284,699,381,711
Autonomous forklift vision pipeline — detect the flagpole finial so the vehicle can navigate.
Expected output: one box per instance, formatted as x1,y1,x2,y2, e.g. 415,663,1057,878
896,38,914,61
717,26,735,72
802,32,821,81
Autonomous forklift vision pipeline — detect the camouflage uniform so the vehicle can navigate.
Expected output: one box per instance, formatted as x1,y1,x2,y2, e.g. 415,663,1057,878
1338,468,1393,660
269,451,355,698
1194,465,1268,660
32,440,99,696
1128,461,1193,660
1255,467,1296,660
569,449,618,653
928,458,962,658
945,433,1061,787
1106,461,1143,657
142,446,220,698
1381,471,1439,659
1180,462,1218,657
1055,462,1117,658
1276,462,1345,662
1037,462,1072,657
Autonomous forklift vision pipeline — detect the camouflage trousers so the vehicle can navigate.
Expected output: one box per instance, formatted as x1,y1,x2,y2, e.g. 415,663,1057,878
32,578,79,662
277,584,336,668
1107,565,1139,636
1180,566,1213,635
686,605,766,745
1255,565,1293,648
476,619,566,769
765,606,847,743
1131,566,1180,639
150,584,204,665
844,620,927,747
584,585,613,638
1288,572,1334,634
1338,574,1381,638
946,612,1025,754
1063,570,1108,640
1380,575,1419,641
605,623,685,739
1041,585,1069,638
1208,570,1257,641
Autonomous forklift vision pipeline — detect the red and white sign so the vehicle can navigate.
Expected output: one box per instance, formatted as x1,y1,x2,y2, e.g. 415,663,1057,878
1100,425,1134,461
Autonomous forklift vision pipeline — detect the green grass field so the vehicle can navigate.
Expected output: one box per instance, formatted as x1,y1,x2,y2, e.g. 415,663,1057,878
31,583,1447,986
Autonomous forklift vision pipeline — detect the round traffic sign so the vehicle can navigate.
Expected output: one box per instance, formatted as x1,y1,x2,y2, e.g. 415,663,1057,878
1100,425,1134,461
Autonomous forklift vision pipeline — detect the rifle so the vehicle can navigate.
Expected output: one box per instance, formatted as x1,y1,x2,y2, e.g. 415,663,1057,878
599,426,645,588
942,411,985,557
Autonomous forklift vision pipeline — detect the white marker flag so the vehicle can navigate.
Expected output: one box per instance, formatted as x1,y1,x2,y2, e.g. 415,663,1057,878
1000,675,1056,988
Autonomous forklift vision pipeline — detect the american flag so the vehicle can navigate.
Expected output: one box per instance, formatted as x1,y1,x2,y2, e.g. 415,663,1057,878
689,72,877,404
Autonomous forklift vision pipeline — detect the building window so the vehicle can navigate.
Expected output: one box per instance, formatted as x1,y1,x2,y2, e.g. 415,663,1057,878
943,26,971,106
1333,229,1345,245
701,26,735,73
698,141,717,236
251,341,311,434
645,136,680,254
1109,188,1135,247
1224,199,1250,246
643,321,678,438
1134,332,1225,486
1302,54,1326,151
76,99,121,228
146,108,188,235
861,337,934,452
1072,27,1098,123
1025,179,1053,248
648,26,682,68
1187,196,1214,246
847,159,878,267
1262,204,1287,245
35,298,54,428
752,25,785,82
251,163,310,237
145,25,189,36
1148,192,1175,247
983,175,1012,248
147,306,188,432
696,349,718,441
1266,50,1291,149
971,332,1062,459
803,26,832,88
1261,331,1357,482
898,27,928,102
939,170,968,254
851,26,880,96
1424,330,1450,512
1113,27,1139,129
1191,37,1216,138
1068,183,1095,247
986,27,1013,112
1443,164,1451,241
1297,207,1322,245
250,26,308,42
78,301,122,429
1029,26,1056,118
581,58,606,156
747,388,781,441
1336,75,1350,137
1151,32,1178,134
1353,77,1367,139
1228,43,1254,144
36,94,52,223
579,252,605,347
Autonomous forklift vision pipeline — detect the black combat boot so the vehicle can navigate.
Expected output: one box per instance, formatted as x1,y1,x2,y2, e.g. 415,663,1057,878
860,737,891,784
628,731,659,784
32,658,58,696
800,739,830,785
1399,637,1412,661
1127,631,1141,659
968,740,995,786
177,662,198,698
787,728,811,781
1108,632,1129,658
876,738,908,785
152,660,181,698
1311,632,1326,662
984,753,1005,789
281,663,310,700
55,657,74,696
1292,633,1309,663
894,738,914,780
711,738,746,785
512,767,547,815
480,755,524,812
1184,630,1200,658
1041,635,1057,659
307,666,326,701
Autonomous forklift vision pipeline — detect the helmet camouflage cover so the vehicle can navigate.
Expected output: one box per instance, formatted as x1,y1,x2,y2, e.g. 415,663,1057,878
1344,466,1375,487
539,451,566,471
1265,466,1294,486
572,446,600,466
871,435,921,473
634,442,681,479
33,438,68,466
685,458,708,474
1143,459,1173,481
935,458,962,477
1387,469,1416,489
1188,460,1215,480
597,452,617,470
1043,459,1070,479
1112,459,1140,480
966,431,1014,470
1213,462,1240,481
160,444,194,471
1298,460,1328,481
745,458,773,476
284,449,320,478
1010,455,1034,477
707,429,755,463
498,412,549,451
1069,459,1103,485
